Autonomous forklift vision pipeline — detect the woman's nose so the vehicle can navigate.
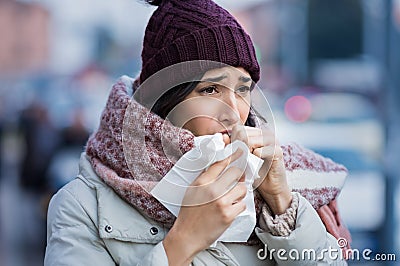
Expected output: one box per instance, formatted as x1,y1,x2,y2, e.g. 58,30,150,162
218,91,240,125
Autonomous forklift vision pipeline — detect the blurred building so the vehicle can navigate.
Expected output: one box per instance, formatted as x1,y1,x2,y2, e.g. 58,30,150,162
0,1,49,76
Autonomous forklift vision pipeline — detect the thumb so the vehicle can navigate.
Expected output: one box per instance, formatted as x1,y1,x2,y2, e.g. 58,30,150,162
222,134,230,146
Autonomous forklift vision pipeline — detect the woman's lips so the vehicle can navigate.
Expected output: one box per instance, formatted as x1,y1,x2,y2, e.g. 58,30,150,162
219,129,232,136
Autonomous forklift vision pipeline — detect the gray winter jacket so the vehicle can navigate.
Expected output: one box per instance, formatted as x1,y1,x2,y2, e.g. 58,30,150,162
44,154,346,265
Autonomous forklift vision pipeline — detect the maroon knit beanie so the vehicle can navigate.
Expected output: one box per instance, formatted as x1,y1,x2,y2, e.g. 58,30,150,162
139,0,260,84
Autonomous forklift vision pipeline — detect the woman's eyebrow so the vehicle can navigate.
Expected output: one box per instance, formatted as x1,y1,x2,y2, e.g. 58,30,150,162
202,74,228,83
201,74,251,83
239,76,251,83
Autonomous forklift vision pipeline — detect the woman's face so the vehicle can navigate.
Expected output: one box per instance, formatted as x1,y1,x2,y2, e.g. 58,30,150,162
168,66,252,136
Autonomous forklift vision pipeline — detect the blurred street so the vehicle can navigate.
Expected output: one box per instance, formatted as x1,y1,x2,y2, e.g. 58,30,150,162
0,134,46,266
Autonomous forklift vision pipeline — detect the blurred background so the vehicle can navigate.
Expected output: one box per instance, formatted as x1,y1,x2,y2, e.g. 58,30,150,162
0,0,399,265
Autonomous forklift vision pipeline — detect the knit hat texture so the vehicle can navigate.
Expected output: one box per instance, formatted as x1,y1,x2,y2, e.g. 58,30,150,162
139,0,260,84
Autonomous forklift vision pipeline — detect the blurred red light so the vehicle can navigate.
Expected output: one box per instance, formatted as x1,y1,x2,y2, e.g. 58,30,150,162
284,95,312,122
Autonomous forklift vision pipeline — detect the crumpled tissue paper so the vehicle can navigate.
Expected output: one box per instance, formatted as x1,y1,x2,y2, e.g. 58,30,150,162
151,133,264,245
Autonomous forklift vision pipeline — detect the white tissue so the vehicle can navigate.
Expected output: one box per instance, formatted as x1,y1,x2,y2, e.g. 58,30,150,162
151,133,264,245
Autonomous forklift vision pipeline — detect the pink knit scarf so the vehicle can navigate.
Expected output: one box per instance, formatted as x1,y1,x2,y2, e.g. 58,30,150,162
86,77,351,246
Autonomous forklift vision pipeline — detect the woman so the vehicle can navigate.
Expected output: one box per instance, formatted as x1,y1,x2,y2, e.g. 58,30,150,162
45,0,350,265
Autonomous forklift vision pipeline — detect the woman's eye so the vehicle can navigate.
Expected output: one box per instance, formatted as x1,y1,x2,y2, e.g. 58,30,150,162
236,86,250,95
200,85,218,95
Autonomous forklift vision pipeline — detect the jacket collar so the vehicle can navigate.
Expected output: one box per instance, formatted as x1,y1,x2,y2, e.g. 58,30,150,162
78,153,167,243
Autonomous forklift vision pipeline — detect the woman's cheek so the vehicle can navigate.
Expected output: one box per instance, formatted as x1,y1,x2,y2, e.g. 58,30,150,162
239,101,251,124
183,117,220,136
178,99,223,133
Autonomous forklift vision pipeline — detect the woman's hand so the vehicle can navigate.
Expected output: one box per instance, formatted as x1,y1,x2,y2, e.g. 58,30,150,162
228,124,292,215
163,149,247,266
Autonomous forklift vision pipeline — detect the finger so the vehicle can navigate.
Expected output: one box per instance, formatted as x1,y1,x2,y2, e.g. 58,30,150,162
246,127,275,148
243,126,275,138
247,126,274,135
224,182,247,204
233,126,277,151
227,199,246,218
215,166,244,192
230,124,248,145
254,143,283,158
222,133,230,145
270,145,284,161
242,126,263,137
194,148,243,185
252,146,275,160
253,146,284,180
247,135,275,150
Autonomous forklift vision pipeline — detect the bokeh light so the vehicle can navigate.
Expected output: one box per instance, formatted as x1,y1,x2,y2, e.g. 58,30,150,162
284,95,312,122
